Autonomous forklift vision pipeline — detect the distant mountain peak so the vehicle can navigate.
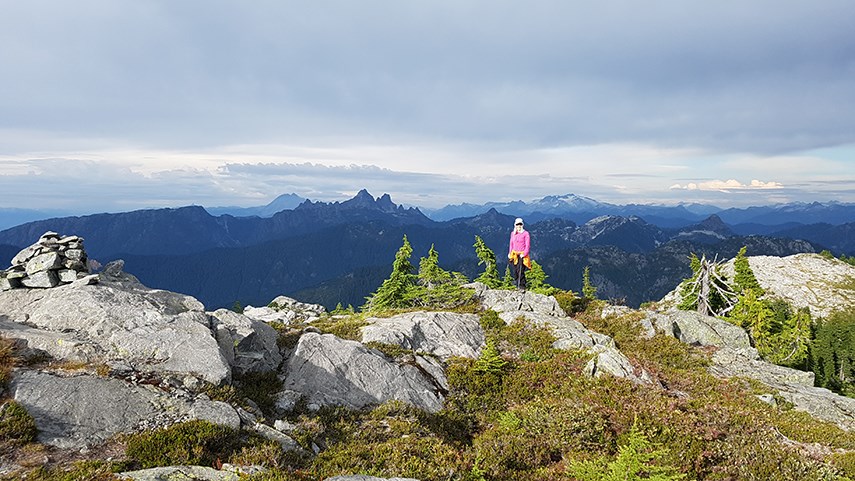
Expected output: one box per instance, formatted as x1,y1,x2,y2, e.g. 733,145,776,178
698,214,730,231
675,214,734,242
340,189,399,212
376,193,396,212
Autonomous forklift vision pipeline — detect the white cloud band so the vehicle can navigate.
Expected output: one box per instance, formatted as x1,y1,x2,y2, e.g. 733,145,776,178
669,179,784,192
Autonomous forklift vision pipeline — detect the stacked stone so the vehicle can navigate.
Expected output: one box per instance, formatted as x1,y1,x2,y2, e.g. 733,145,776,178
0,231,90,290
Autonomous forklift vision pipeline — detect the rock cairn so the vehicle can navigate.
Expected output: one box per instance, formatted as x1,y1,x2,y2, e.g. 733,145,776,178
1,231,90,290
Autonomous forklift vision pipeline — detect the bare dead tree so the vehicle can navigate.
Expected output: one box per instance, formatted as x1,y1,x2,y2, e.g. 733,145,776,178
681,254,738,317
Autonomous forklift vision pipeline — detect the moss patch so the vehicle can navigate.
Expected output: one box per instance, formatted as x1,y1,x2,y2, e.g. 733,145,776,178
0,400,37,445
311,315,369,341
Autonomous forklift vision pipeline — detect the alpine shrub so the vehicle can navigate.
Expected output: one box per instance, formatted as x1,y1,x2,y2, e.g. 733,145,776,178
125,420,241,469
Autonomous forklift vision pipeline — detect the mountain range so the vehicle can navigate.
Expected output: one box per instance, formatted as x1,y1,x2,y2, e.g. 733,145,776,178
0,190,851,310
422,193,855,227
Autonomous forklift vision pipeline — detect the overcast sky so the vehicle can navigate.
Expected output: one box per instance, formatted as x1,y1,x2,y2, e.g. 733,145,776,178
1,1,854,213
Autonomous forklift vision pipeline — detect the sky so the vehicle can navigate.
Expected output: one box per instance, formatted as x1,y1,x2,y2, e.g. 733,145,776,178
1,1,854,214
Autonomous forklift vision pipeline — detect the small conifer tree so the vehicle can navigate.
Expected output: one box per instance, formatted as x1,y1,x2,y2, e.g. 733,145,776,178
809,309,855,396
569,418,685,481
729,289,775,348
502,265,515,289
582,266,598,301
473,236,502,288
733,246,763,295
414,244,469,308
726,247,810,366
418,244,451,287
475,339,508,374
363,235,417,311
527,260,558,295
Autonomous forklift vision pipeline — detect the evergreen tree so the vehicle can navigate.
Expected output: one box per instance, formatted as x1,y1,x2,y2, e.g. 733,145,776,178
726,248,810,367
770,307,812,368
729,289,776,354
473,236,502,288
527,260,559,295
502,265,515,289
363,235,417,311
733,246,763,295
582,266,598,301
809,310,855,397
418,244,451,287
414,244,469,308
569,419,685,481
475,339,508,374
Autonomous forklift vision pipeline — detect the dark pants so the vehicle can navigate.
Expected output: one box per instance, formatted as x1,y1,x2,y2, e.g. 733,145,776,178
511,258,527,289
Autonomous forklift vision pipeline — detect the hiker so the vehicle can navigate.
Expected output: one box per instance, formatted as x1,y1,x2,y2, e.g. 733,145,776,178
508,217,531,290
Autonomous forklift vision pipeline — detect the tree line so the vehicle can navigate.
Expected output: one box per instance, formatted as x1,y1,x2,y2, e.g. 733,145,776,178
361,234,598,314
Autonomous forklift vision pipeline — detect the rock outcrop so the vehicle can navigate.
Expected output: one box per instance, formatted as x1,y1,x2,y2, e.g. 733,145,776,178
467,282,564,316
0,242,299,452
281,333,446,413
361,311,484,361
709,348,855,431
642,309,755,353
721,253,855,318
0,263,231,384
243,295,326,324
1,231,91,290
645,302,855,430
119,466,241,481
209,309,282,375
471,283,653,385
10,370,239,449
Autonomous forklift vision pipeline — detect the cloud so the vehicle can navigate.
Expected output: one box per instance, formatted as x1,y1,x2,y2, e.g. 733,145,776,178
2,1,855,155
2,1,855,212
669,179,784,192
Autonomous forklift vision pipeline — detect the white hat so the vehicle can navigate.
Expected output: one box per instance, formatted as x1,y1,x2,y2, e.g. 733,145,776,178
514,218,524,225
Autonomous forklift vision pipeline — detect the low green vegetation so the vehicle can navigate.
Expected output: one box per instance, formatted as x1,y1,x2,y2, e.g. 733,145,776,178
0,400,37,445
821,249,855,267
568,418,685,481
124,420,243,469
0,335,18,391
237,311,855,480
310,315,369,341
201,371,283,418
17,461,121,481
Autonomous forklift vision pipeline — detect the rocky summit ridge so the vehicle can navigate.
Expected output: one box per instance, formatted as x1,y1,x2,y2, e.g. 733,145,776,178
660,252,855,319
1,237,855,479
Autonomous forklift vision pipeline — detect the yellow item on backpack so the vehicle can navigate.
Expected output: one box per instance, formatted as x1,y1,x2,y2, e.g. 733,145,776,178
508,251,531,269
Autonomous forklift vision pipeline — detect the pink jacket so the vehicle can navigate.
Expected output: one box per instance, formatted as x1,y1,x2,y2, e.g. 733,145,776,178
509,229,530,257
